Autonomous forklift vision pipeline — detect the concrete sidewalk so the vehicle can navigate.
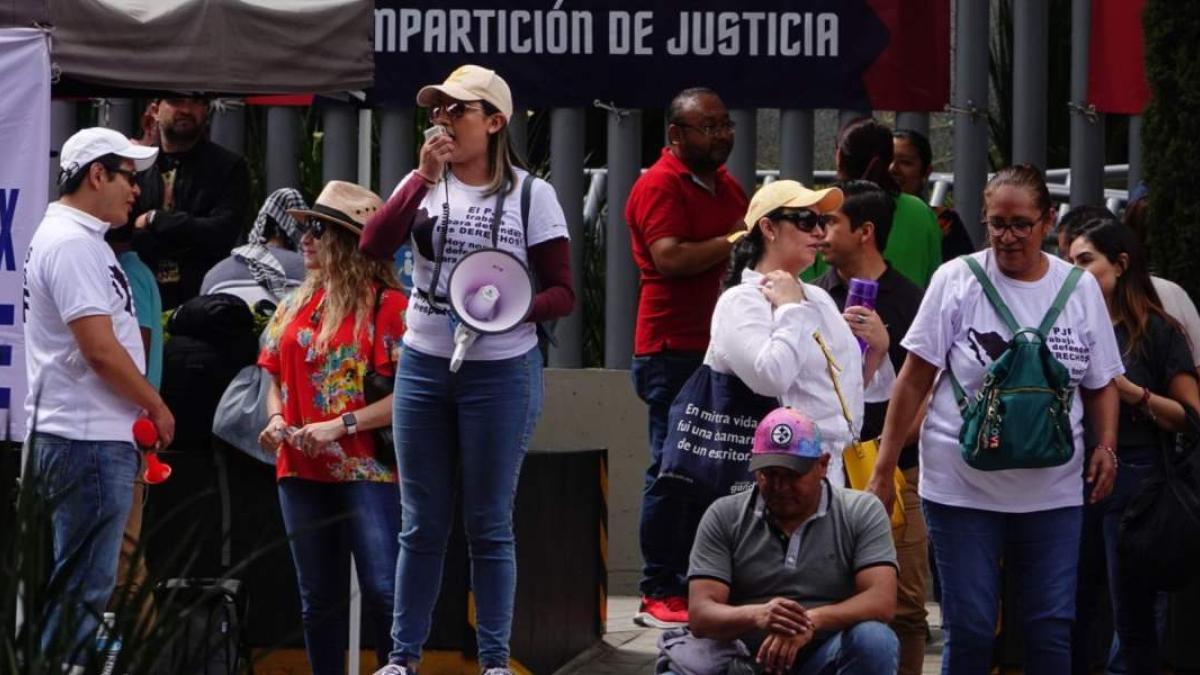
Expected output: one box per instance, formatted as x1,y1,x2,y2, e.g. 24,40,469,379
554,596,945,675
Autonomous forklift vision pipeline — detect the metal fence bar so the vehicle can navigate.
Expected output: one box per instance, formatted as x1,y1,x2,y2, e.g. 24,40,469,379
549,107,587,368
727,109,757,195
952,0,991,245
895,112,929,139
1128,116,1144,193
509,107,529,159
265,106,301,192
210,101,246,156
604,109,641,370
1069,0,1105,207
379,107,416,195
779,109,815,186
1013,0,1048,168
322,101,357,183
49,100,76,196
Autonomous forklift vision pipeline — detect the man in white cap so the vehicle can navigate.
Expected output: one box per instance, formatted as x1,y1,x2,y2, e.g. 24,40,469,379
23,127,175,659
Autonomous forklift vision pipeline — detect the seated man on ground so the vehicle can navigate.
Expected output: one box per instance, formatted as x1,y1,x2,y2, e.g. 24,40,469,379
669,407,898,675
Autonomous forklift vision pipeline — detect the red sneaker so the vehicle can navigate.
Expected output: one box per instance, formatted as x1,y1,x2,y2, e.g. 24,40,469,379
634,595,688,628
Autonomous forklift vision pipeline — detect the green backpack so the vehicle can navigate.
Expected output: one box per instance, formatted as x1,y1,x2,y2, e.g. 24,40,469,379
947,256,1085,471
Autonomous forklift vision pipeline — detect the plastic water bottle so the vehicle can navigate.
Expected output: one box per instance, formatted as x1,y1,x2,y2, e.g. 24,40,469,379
96,612,121,675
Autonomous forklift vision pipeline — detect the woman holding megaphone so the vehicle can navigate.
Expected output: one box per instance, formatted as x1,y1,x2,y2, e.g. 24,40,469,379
361,65,574,675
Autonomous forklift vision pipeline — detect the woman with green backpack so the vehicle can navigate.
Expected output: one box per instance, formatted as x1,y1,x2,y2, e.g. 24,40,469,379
867,165,1124,674
1066,217,1200,675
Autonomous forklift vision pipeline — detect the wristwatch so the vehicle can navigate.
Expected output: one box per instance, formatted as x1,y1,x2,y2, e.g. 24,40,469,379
341,412,358,435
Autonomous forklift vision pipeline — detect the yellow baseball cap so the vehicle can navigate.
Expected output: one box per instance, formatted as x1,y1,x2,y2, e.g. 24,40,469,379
416,65,513,121
729,180,843,243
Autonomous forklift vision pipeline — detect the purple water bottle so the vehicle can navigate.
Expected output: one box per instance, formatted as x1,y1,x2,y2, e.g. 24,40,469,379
846,278,879,353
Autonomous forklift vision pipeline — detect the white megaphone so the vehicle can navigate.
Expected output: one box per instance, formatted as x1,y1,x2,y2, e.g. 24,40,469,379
446,248,535,372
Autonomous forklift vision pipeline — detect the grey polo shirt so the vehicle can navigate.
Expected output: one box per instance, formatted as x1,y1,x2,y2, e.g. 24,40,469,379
689,480,897,613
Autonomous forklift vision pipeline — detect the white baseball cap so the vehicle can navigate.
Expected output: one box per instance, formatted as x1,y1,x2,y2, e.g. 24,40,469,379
59,127,158,181
416,65,513,120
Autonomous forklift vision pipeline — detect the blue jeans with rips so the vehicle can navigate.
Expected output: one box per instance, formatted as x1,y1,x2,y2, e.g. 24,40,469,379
278,477,402,675
30,432,139,661
924,499,1083,675
631,353,706,598
387,346,543,669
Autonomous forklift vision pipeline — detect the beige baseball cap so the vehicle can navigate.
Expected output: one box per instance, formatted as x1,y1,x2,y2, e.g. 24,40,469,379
416,65,513,120
729,180,844,243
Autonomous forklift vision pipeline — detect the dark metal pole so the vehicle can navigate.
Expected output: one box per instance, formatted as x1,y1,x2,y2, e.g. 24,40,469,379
604,109,642,370
1013,0,1049,168
209,100,245,156
1128,115,1143,192
379,108,416,194
549,108,587,368
1069,0,1105,207
779,109,815,186
266,106,301,192
727,109,757,195
895,112,930,139
953,0,991,244
322,101,357,183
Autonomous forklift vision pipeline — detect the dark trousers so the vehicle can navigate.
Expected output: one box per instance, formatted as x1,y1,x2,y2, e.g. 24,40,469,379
632,352,706,598
278,477,401,675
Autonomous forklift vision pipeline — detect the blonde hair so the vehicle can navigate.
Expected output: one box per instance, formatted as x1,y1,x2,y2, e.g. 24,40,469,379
481,101,525,196
279,222,400,350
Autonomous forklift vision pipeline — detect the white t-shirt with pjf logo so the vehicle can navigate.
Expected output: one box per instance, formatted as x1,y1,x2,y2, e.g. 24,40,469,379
23,203,146,443
398,168,568,361
902,250,1124,513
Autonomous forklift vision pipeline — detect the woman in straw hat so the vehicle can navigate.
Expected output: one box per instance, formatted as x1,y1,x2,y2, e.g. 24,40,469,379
360,65,574,675
257,180,407,674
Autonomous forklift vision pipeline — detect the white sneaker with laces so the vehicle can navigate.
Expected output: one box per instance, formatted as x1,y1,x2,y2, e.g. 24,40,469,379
373,665,415,675
481,669,512,675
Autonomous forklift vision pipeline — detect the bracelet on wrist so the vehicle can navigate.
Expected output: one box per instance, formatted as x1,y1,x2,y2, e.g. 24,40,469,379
414,170,437,186
268,412,284,423
1094,444,1118,465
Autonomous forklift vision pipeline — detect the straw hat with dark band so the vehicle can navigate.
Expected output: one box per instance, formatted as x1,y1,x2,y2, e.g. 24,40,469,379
286,180,383,236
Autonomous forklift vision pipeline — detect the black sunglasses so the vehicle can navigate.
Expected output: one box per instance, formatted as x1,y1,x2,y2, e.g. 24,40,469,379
428,101,485,122
306,217,327,239
772,209,833,232
106,166,138,188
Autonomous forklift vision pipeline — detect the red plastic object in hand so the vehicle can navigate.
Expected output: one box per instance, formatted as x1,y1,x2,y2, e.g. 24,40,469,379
132,418,172,484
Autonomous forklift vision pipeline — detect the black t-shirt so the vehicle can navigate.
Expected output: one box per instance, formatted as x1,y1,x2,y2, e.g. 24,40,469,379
814,264,925,469
1115,313,1197,455
937,207,977,262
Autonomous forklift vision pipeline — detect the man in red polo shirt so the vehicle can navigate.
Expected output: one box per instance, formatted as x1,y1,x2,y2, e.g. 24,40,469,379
625,87,749,628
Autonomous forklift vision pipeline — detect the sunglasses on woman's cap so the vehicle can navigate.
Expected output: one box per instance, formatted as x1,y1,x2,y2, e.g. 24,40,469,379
770,209,834,232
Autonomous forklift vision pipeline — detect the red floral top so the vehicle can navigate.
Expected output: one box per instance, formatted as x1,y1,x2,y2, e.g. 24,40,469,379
258,286,407,483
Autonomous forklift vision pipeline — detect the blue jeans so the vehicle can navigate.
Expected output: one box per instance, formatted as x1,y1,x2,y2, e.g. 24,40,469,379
30,433,139,660
278,478,401,675
388,346,543,668
793,621,899,675
924,499,1082,675
631,353,705,598
1072,451,1162,675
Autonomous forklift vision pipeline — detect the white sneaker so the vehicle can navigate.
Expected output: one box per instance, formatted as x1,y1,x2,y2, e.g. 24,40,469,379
373,665,415,675
481,669,512,675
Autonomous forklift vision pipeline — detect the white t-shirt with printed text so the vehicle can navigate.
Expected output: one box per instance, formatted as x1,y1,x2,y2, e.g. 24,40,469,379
397,168,569,361
902,250,1124,513
23,203,147,443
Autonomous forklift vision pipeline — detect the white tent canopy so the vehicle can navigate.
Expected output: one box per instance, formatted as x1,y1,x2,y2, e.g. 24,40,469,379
45,0,373,94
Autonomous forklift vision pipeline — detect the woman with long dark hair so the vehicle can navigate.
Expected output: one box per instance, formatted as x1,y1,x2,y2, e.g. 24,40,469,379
890,128,976,261
360,65,575,675
1066,218,1199,675
802,118,941,288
